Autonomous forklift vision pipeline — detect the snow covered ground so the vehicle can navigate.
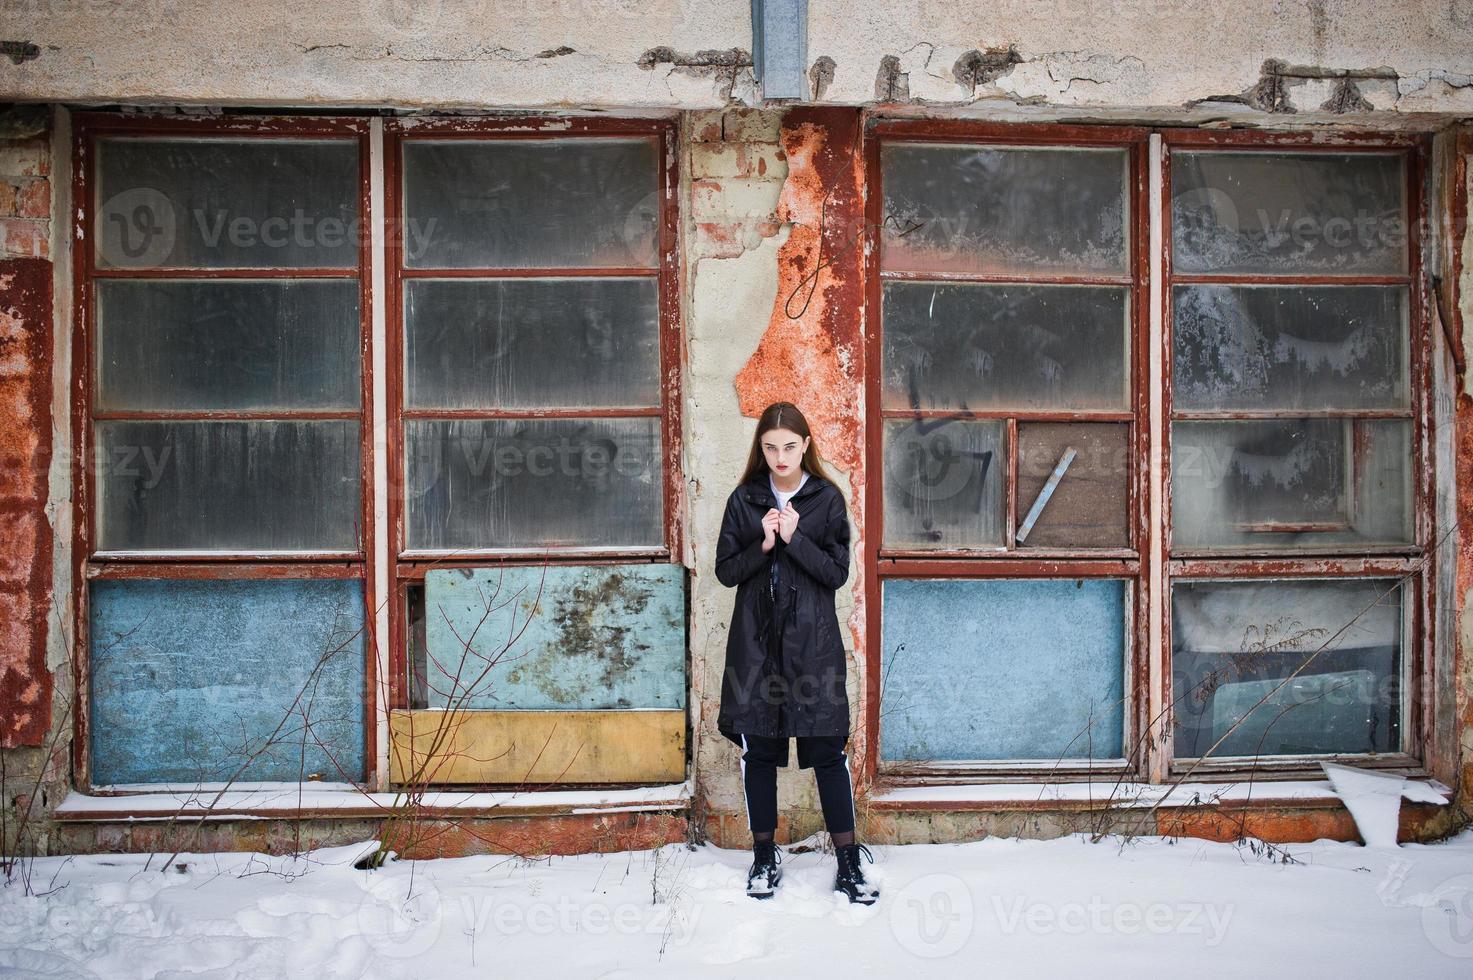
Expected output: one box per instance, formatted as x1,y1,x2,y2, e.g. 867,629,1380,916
2,829,1472,978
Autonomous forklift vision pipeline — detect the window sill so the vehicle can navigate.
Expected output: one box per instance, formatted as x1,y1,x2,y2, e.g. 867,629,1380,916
867,778,1453,811
55,781,693,823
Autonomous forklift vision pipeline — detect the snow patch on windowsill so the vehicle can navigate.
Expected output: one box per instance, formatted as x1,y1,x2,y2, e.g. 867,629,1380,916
869,778,1453,809
55,781,694,821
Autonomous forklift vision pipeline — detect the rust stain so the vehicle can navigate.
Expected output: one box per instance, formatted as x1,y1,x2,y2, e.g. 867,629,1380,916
0,256,54,748
1452,137,1471,811
733,106,868,761
734,107,865,470
57,812,690,859
1158,806,1357,844
389,811,688,859
1456,391,1473,768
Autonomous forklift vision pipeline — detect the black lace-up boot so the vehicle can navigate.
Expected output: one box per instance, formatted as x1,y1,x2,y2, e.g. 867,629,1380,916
746,840,783,899
834,843,879,905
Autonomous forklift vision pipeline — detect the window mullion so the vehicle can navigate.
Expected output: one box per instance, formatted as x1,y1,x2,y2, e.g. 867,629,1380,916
1146,132,1169,784
369,116,391,792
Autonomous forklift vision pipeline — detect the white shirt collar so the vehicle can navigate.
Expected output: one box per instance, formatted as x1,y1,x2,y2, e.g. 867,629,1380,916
770,470,808,499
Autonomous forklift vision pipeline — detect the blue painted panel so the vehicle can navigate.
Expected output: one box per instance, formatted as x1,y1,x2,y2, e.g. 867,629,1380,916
423,564,686,710
89,578,367,785
880,578,1126,761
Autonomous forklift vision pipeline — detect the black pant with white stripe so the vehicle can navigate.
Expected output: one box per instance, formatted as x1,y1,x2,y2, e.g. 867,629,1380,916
739,733,856,835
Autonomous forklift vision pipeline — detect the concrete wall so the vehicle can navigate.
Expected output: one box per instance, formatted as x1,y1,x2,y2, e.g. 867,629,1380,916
1,1,1471,116
1,0,1471,855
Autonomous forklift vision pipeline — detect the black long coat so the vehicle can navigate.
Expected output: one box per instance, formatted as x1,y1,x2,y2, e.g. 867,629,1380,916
714,469,852,744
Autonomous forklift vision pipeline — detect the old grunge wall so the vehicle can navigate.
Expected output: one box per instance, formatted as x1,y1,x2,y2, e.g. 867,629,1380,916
0,0,1470,854
0,105,55,752
0,1,1470,116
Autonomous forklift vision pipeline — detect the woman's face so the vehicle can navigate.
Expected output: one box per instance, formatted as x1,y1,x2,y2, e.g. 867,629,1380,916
761,426,810,478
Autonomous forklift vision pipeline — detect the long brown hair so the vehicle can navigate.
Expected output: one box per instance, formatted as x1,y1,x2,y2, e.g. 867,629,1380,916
737,401,839,488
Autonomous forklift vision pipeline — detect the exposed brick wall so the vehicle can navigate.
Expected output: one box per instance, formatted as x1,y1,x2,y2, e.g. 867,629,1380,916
687,107,788,261
0,109,55,748
0,134,52,259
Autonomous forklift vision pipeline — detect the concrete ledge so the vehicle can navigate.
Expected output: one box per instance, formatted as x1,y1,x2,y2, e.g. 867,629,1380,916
867,778,1454,811
54,781,693,823
51,809,693,859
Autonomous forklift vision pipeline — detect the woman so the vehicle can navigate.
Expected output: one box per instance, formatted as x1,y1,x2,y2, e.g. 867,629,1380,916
713,401,878,904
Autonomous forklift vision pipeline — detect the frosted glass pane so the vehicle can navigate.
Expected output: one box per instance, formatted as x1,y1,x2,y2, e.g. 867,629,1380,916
1172,578,1404,758
1171,151,1407,275
881,143,1129,275
404,278,659,409
95,420,361,553
96,138,359,269
1171,419,1411,551
881,578,1126,761
96,279,361,412
402,138,659,268
882,282,1129,412
883,418,1004,549
404,417,662,550
1173,285,1408,412
1016,423,1130,549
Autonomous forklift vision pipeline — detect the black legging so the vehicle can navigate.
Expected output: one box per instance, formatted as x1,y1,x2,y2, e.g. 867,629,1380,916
739,733,856,835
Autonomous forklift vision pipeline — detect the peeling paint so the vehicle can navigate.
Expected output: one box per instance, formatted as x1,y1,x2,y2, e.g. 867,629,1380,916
734,108,864,470
424,564,686,711
732,106,867,761
0,256,53,748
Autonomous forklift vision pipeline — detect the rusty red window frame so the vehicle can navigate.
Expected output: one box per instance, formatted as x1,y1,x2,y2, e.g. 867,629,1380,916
1158,128,1435,780
69,112,379,791
381,115,684,713
862,119,1154,783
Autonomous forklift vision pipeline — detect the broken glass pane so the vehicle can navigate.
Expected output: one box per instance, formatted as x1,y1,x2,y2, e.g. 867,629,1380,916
96,137,360,269
96,279,361,412
881,143,1129,276
403,277,660,410
1172,578,1404,758
883,417,1005,549
1016,423,1130,548
95,420,361,553
1173,284,1409,412
1171,418,1412,550
881,282,1129,412
404,417,662,551
402,138,660,269
1171,151,1407,276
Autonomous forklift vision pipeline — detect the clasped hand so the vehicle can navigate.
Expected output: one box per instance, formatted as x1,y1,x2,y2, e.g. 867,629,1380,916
760,504,798,551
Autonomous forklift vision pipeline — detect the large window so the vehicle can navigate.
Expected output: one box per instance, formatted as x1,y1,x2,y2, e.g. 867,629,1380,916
1163,132,1425,775
75,116,373,787
867,122,1431,783
867,123,1149,778
73,113,685,792
384,118,685,786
